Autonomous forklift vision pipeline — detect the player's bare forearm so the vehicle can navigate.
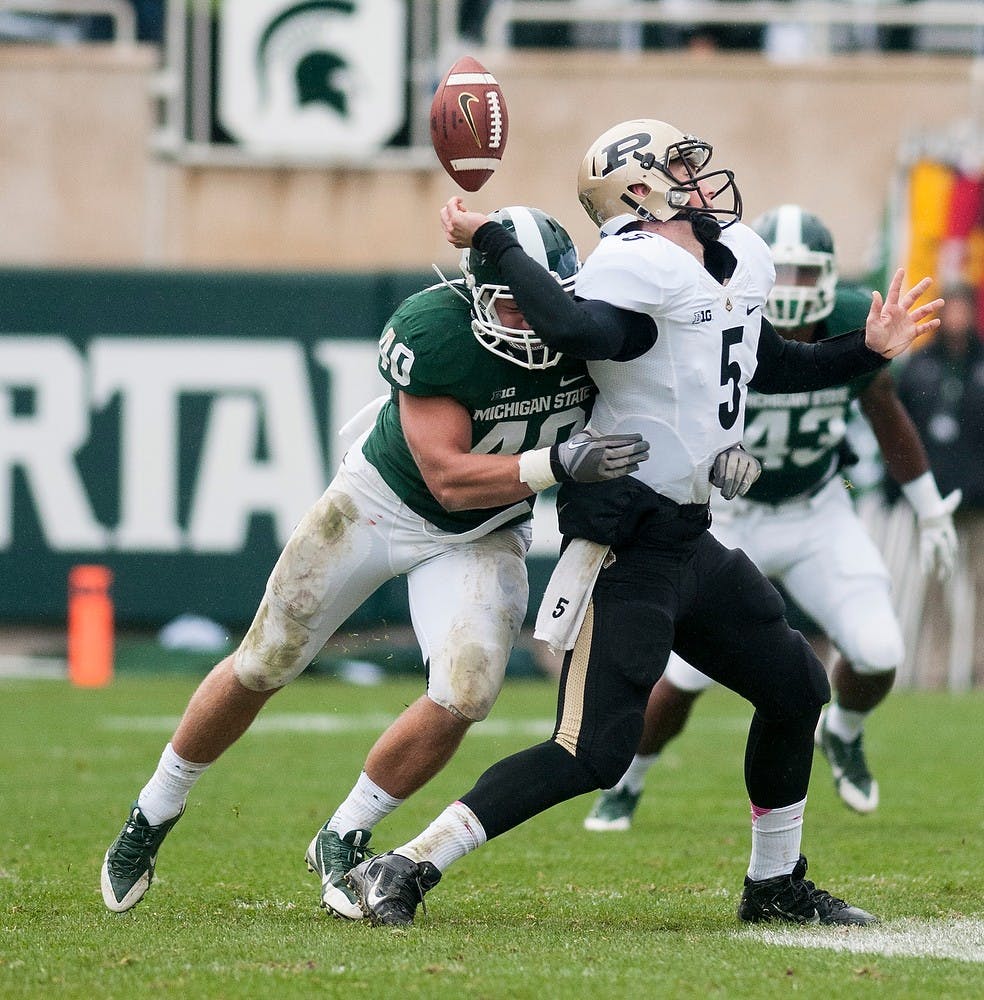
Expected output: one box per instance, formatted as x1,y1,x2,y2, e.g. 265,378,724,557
399,391,535,512
859,372,930,485
412,451,535,511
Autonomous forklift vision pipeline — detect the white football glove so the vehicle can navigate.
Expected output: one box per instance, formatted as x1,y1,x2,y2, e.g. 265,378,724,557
710,444,761,500
917,491,961,581
901,473,961,581
551,427,650,482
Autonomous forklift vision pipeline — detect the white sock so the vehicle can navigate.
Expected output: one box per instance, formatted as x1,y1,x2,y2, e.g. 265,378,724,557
825,704,866,742
747,798,806,881
616,753,660,794
396,800,486,873
137,743,210,825
328,771,403,835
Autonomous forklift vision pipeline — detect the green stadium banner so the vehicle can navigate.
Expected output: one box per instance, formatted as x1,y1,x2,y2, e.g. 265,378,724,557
0,267,441,629
1,268,565,634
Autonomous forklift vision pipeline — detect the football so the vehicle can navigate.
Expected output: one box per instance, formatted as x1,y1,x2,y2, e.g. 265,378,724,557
429,56,508,192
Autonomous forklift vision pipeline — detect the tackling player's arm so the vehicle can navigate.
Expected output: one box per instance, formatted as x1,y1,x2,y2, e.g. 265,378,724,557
400,393,649,512
398,391,537,512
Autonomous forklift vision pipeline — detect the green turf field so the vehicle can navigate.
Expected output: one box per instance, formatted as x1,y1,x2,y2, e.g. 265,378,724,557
2,675,982,998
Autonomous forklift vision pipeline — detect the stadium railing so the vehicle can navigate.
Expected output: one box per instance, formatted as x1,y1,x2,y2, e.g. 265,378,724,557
483,1,984,56
0,0,136,44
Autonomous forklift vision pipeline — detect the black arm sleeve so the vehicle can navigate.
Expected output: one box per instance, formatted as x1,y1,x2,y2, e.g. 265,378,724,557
472,221,658,361
750,317,888,393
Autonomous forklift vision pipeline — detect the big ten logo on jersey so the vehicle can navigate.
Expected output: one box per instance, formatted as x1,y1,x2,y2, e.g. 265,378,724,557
693,308,713,324
0,336,382,554
218,0,406,157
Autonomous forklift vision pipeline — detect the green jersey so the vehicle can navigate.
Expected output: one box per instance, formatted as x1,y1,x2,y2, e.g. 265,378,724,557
742,285,877,504
362,283,595,532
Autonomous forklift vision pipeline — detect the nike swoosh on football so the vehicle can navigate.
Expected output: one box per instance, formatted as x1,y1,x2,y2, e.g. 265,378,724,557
746,304,761,314
559,375,586,386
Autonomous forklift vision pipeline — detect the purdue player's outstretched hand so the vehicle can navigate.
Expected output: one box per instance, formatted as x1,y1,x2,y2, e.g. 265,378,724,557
710,444,762,500
552,428,650,482
864,269,944,359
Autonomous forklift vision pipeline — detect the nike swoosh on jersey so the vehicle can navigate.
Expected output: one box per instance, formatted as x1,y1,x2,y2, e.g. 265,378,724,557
746,304,761,314
559,374,586,387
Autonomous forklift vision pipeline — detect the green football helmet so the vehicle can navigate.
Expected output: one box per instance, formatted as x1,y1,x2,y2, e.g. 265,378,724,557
752,204,838,328
461,206,579,370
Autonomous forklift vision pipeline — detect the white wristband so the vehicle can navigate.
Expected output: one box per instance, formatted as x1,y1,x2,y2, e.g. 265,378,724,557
518,448,558,493
901,471,943,520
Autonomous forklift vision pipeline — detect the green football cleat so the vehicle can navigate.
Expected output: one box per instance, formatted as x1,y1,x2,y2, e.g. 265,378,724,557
583,786,641,831
305,825,373,920
101,802,183,912
815,711,879,814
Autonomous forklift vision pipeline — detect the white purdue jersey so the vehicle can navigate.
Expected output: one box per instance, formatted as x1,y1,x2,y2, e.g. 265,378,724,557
575,223,776,504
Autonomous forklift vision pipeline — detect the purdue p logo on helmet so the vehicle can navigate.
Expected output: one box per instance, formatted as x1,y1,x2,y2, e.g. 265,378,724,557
461,206,580,370
577,119,742,238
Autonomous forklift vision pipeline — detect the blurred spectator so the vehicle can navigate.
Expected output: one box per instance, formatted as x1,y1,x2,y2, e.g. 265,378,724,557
0,2,162,44
459,0,494,44
894,284,984,686
0,11,86,43
506,0,763,52
80,1,164,43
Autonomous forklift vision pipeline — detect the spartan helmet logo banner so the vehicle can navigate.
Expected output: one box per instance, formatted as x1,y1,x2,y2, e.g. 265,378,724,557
219,0,406,157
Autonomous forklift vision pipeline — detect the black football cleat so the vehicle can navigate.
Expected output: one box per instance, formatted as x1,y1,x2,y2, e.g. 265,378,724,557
346,851,442,926
738,854,878,926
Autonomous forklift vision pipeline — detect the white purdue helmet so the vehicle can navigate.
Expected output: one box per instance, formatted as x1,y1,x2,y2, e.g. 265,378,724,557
752,205,838,328
577,119,742,237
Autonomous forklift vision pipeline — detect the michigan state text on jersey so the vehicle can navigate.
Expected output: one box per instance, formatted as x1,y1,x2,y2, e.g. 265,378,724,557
742,286,874,504
364,282,594,532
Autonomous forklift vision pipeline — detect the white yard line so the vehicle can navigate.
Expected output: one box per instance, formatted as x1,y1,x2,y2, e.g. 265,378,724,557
0,655,66,679
102,713,555,737
739,917,984,962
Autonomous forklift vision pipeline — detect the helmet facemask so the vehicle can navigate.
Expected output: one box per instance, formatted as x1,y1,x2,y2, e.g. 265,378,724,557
460,206,579,370
752,205,838,328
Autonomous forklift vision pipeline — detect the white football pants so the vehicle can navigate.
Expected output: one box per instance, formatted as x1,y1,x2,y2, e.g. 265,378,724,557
234,445,530,721
665,476,903,692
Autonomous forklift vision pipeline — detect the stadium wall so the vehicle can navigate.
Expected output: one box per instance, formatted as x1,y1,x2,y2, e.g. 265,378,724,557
0,45,979,278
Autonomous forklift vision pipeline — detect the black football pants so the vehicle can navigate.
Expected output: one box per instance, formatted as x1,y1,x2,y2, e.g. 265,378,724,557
461,526,830,840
